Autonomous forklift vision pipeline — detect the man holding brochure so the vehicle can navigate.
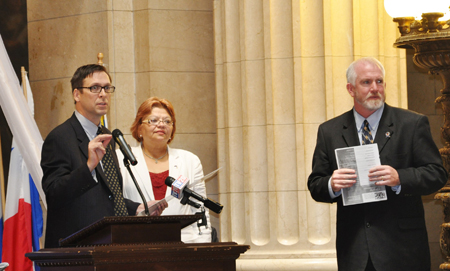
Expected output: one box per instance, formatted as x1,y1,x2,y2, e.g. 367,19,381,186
308,57,447,271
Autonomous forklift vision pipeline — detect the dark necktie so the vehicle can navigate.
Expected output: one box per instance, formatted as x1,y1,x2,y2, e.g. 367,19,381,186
362,120,374,145
97,127,128,216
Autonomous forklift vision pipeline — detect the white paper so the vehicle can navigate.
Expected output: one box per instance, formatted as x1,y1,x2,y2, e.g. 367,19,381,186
201,167,221,181
335,144,387,206
137,196,174,216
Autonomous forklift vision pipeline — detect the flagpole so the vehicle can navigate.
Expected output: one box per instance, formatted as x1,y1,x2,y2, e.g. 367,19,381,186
97,52,103,65
97,53,107,128
21,67,27,101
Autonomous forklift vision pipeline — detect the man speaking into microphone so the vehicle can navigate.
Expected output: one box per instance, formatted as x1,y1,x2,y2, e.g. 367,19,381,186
41,64,167,248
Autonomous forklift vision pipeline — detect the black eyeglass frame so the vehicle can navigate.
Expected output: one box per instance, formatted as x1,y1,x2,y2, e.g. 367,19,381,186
76,85,116,93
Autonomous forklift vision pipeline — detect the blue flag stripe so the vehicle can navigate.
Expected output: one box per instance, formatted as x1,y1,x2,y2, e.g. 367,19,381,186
29,174,43,271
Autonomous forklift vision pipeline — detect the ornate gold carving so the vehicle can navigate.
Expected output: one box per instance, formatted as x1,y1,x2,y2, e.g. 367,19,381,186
393,10,450,270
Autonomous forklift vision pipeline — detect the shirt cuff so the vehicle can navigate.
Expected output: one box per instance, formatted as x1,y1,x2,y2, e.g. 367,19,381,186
391,184,401,194
328,177,341,199
91,169,98,183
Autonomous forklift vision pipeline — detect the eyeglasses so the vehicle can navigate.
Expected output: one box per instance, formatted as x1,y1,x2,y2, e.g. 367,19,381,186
142,118,173,126
77,85,116,93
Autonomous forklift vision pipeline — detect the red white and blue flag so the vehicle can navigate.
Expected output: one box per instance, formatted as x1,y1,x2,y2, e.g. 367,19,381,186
3,141,43,271
0,34,45,270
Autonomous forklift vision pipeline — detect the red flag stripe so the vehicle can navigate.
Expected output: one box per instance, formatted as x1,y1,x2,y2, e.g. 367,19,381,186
2,198,33,271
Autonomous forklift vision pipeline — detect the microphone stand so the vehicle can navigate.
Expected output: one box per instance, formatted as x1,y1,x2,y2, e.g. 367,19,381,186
181,194,204,231
196,206,208,235
123,158,150,216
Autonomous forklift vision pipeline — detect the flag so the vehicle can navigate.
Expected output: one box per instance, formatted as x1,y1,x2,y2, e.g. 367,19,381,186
0,35,45,205
0,34,44,270
2,142,43,271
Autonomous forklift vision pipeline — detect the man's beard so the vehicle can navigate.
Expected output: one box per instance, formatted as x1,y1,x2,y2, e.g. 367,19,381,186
356,93,384,111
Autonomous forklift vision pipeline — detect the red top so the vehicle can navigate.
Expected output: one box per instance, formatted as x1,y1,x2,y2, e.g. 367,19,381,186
149,170,169,200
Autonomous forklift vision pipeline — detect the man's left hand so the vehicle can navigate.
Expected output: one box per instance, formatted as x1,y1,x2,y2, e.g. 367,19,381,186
368,165,400,187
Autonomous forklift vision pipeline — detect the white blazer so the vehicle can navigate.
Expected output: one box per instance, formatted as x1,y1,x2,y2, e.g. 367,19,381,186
117,145,212,243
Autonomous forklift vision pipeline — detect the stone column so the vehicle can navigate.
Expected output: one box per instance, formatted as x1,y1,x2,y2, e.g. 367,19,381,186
214,1,405,270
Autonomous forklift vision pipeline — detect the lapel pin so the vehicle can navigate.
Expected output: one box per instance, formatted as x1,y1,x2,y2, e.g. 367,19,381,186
385,132,391,138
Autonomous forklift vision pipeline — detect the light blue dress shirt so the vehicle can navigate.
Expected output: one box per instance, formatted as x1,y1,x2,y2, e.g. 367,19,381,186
74,110,102,182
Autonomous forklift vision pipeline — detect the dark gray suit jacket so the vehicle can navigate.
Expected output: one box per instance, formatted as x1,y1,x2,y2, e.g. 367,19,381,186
308,104,447,271
41,113,140,248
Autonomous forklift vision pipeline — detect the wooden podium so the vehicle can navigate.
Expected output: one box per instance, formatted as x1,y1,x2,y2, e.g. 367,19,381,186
26,215,250,271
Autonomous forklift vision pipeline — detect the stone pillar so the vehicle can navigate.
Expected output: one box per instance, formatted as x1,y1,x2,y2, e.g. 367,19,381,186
214,1,405,270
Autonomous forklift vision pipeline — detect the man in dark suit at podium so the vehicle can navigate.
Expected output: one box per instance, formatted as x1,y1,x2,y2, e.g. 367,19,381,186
41,64,167,248
308,57,447,270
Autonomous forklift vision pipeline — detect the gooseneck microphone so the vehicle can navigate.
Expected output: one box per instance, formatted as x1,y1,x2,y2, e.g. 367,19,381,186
112,129,149,215
112,129,137,165
165,176,224,214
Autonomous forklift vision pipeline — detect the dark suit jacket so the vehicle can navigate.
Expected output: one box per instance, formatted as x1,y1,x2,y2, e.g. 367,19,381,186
308,104,447,271
41,113,140,248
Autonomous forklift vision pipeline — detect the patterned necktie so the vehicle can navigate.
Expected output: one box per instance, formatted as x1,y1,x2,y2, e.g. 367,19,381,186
362,120,374,145
97,127,128,216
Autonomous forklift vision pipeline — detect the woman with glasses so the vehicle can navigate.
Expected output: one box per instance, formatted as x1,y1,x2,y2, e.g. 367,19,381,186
116,97,212,243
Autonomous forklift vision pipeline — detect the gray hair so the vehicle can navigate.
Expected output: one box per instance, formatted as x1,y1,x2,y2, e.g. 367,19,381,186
346,57,385,86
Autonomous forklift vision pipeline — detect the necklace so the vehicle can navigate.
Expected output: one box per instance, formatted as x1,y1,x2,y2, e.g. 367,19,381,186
143,147,168,164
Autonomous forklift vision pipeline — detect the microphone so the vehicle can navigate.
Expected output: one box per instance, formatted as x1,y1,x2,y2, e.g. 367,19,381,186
112,129,148,215
170,175,189,199
165,176,223,214
112,129,137,166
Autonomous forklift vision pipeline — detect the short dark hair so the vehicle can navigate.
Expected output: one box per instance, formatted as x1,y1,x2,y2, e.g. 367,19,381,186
70,64,112,92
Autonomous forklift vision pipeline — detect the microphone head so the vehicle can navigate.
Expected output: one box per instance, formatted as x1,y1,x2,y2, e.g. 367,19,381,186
112,129,138,166
112,129,122,137
204,199,224,214
165,176,175,187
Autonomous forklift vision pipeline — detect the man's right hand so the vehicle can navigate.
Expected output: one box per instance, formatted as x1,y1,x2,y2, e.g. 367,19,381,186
331,168,357,192
87,134,112,171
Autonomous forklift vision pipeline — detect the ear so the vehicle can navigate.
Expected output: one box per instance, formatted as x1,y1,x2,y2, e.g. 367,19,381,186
73,89,81,103
346,83,355,97
137,125,143,139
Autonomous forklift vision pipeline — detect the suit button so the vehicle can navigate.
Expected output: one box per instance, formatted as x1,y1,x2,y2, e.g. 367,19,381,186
366,223,370,228
109,195,113,200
